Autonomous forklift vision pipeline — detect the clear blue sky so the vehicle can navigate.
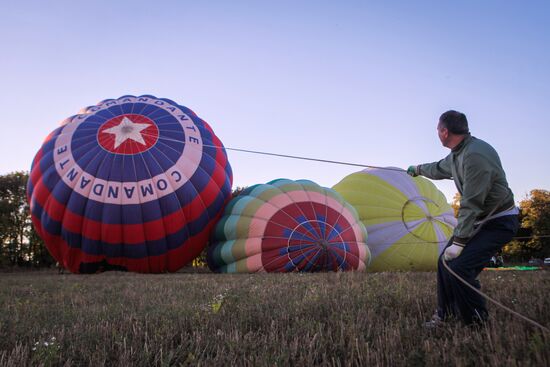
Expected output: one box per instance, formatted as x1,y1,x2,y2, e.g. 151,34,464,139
1,0,549,203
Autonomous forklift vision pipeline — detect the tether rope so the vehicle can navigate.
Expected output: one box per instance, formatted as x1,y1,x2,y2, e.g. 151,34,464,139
441,258,549,333
201,144,406,171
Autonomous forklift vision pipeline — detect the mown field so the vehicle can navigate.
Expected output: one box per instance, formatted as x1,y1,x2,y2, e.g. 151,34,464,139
0,269,549,366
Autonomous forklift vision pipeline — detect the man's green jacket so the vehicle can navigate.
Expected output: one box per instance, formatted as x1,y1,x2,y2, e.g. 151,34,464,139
418,134,515,243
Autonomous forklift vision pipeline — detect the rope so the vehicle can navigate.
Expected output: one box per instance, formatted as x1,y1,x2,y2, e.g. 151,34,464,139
441,258,549,333
513,235,550,239
202,144,406,171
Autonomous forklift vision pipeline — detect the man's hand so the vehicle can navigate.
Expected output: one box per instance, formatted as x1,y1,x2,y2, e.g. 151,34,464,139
443,241,465,261
407,165,419,177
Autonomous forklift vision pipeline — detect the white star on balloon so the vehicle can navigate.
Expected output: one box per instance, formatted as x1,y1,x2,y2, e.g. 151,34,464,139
102,117,151,149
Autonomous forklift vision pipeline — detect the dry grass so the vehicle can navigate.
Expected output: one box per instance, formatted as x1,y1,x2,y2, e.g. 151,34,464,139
0,269,549,366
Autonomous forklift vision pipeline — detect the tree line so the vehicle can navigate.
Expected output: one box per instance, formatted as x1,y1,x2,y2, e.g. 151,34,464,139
1,172,548,269
0,172,53,268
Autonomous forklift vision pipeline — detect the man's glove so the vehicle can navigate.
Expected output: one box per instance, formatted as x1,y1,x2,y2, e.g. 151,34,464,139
443,240,466,261
407,165,419,177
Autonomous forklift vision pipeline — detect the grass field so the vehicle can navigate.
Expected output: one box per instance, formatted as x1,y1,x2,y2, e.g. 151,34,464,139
0,269,549,366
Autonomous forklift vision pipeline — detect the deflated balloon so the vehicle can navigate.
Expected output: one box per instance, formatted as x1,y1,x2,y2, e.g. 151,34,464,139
208,179,370,273
332,168,456,271
28,95,232,273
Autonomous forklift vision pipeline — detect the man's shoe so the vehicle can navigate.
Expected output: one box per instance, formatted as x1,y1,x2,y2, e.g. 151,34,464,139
423,313,445,329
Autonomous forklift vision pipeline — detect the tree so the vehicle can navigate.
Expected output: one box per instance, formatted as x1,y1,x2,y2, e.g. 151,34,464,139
0,172,30,265
231,186,247,198
450,192,460,218
502,190,550,261
0,172,54,267
517,190,550,258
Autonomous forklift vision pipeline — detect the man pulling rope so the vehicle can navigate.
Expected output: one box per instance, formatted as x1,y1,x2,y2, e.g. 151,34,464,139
407,110,519,328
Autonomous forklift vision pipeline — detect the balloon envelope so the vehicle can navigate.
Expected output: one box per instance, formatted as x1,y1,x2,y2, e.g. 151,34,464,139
332,168,456,271
208,179,370,273
28,95,232,273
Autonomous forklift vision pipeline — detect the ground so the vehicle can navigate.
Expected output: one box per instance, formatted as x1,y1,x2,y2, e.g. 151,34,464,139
0,270,549,366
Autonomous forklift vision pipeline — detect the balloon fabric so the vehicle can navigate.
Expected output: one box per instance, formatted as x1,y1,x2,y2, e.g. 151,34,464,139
28,95,232,273
333,168,456,271
208,179,370,273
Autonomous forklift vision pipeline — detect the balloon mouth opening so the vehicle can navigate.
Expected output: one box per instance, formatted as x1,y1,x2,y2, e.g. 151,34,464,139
401,196,441,242
287,220,347,271
317,239,330,250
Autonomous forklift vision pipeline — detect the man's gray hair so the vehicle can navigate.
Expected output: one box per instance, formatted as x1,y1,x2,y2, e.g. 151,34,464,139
440,110,469,135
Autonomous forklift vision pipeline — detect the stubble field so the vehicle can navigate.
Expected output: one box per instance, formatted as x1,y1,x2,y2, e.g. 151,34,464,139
0,269,549,366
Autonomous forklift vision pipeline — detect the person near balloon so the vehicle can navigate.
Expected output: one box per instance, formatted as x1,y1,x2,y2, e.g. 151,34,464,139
407,110,519,327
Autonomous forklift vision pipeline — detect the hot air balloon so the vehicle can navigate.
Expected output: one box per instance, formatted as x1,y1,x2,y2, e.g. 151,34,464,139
332,168,456,271
207,179,370,273
27,95,232,273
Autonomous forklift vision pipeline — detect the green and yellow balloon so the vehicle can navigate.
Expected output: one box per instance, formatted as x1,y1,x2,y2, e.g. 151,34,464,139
333,168,456,271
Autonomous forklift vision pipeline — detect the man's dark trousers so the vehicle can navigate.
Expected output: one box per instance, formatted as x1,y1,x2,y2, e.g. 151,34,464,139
437,215,519,324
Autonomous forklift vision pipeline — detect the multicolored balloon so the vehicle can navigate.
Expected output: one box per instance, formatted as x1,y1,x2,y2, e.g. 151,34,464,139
207,179,370,273
332,168,456,271
28,95,232,273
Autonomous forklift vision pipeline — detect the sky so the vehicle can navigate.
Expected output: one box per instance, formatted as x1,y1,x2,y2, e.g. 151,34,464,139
1,0,549,203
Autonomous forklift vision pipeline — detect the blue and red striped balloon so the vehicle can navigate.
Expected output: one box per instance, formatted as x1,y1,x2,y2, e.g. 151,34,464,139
28,95,232,273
